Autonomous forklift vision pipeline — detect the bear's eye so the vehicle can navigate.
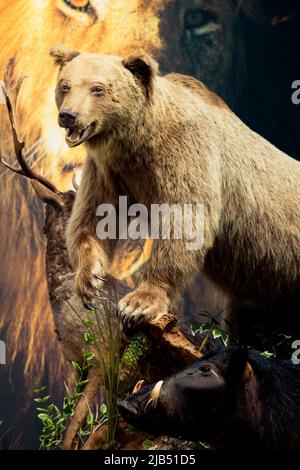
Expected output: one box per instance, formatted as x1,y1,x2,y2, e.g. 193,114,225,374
61,84,71,94
184,9,219,37
199,365,212,375
91,86,105,96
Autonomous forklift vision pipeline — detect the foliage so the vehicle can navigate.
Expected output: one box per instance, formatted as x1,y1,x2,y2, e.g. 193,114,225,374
251,325,293,358
191,312,229,353
82,301,122,444
34,352,105,450
191,306,293,359
82,302,151,444
35,291,151,450
260,351,274,359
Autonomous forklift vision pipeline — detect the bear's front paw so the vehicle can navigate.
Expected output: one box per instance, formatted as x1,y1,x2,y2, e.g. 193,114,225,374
75,260,106,309
118,282,169,327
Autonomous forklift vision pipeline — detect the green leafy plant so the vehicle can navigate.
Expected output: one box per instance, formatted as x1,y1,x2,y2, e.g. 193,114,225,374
36,291,149,450
77,401,107,445
82,300,122,444
81,300,151,445
191,308,288,361
34,351,102,450
191,305,233,353
64,292,124,446
191,315,229,353
260,351,274,359
34,386,65,450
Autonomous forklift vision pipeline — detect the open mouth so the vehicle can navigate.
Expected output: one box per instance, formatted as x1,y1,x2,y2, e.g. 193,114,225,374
65,123,96,147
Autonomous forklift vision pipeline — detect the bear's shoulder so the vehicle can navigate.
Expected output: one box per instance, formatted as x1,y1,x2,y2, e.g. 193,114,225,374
165,72,230,110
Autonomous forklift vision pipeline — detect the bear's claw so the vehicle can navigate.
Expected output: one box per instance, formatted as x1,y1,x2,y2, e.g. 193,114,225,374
118,282,169,327
75,264,105,310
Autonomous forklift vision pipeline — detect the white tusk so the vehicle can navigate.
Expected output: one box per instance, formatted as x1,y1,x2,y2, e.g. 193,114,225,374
145,380,163,412
132,380,145,394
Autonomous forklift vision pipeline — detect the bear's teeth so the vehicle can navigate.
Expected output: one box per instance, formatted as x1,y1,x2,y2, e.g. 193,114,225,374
67,128,82,141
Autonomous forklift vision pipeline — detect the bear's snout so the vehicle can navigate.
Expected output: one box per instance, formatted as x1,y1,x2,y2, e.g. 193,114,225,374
59,109,78,128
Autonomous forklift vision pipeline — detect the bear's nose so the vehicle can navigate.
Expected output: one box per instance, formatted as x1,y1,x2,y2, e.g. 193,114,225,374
58,109,78,128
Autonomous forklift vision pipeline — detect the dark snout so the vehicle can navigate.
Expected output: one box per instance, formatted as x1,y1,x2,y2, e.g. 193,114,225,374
119,382,165,433
119,383,155,420
118,400,139,424
58,109,78,128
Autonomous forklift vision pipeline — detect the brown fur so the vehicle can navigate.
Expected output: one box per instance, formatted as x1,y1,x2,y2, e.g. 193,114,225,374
51,47,300,328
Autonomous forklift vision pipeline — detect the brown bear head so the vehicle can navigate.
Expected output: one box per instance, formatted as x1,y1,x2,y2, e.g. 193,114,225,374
50,45,158,148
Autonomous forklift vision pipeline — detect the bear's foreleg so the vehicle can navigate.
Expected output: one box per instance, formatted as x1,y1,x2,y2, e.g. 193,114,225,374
118,237,203,325
66,156,118,308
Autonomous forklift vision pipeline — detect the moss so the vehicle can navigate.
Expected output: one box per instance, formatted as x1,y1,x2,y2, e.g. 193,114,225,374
122,334,151,367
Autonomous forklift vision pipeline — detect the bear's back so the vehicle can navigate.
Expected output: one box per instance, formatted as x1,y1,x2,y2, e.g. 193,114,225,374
165,72,230,111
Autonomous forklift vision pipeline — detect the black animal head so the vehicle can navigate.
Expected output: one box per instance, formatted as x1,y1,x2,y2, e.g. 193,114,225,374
119,347,254,442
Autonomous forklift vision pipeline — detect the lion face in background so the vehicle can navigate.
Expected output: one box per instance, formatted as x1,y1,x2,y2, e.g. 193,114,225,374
0,0,161,188
0,0,238,188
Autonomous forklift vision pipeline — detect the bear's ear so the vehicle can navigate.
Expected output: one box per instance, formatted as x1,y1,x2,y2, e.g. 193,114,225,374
122,54,158,99
49,45,80,66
